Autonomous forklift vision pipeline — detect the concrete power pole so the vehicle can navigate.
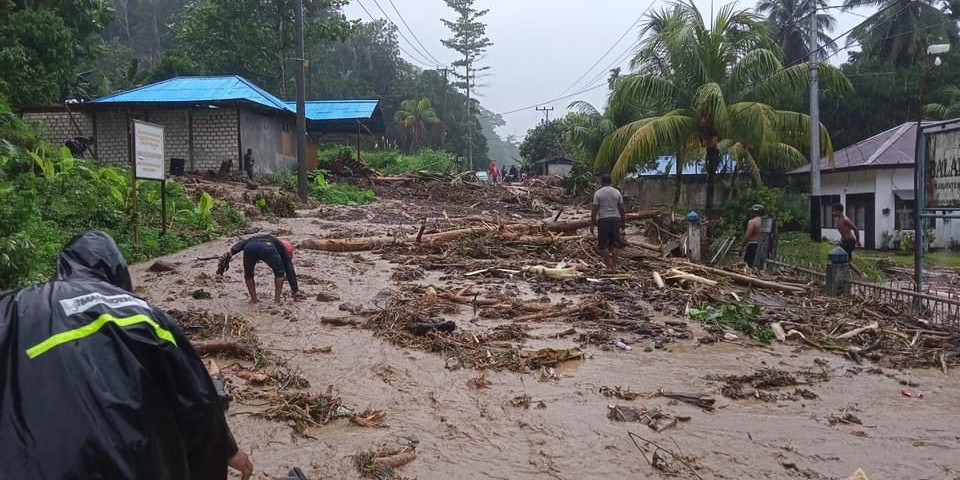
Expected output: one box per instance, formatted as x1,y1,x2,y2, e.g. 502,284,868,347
809,6,821,240
294,0,308,201
535,106,554,124
466,55,473,172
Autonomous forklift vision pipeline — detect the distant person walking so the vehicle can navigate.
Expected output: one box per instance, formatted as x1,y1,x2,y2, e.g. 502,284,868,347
832,203,861,259
742,204,764,269
590,174,626,271
242,148,255,179
508,165,518,182
488,161,500,184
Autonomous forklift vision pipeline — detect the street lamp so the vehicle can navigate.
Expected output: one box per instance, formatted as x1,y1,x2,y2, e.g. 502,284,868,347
913,43,950,299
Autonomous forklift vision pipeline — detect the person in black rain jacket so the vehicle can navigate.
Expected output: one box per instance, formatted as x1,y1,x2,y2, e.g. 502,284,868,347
0,230,253,480
221,234,300,304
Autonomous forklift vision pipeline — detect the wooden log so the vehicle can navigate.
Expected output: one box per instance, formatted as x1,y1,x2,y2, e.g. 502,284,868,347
439,292,499,306
679,262,806,293
371,451,417,469
194,341,255,359
513,307,578,322
664,268,718,287
652,272,665,289
834,322,879,340
319,317,360,326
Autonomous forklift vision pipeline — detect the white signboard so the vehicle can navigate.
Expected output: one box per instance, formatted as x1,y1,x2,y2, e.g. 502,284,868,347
133,120,165,180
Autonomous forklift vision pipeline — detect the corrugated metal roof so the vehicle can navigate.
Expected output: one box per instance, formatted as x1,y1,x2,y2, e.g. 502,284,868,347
285,100,380,121
92,76,291,112
789,122,928,174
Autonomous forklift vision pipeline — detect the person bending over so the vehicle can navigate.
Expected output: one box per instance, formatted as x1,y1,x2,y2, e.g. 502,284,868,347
222,234,300,303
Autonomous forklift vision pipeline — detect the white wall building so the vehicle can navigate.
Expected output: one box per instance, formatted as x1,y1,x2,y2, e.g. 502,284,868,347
790,122,960,249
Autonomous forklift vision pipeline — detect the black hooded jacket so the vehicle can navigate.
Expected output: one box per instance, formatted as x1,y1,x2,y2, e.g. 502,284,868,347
0,231,238,480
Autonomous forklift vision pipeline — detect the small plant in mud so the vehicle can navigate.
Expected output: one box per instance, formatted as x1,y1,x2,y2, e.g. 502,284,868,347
688,302,773,344
310,171,376,205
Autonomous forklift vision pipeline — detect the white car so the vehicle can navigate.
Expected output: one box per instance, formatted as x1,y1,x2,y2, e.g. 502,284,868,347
475,171,490,182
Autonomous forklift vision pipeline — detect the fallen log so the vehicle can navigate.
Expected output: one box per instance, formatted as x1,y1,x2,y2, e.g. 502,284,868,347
680,262,806,293
652,271,665,289
320,317,361,326
834,322,880,340
658,390,716,411
370,451,417,469
665,268,718,287
513,307,578,322
299,211,661,252
194,341,255,359
439,292,499,306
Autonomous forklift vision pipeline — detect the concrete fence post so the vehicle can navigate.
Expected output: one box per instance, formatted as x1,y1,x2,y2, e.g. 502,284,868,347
825,246,851,296
687,211,702,263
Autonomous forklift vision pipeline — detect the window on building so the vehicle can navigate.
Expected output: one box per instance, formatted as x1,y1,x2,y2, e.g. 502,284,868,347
894,192,914,230
819,195,841,228
846,198,869,231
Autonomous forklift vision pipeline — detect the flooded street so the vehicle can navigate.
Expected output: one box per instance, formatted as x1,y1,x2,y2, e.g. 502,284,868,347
131,202,960,480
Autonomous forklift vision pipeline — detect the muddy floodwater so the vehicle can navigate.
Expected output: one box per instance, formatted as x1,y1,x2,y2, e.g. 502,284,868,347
131,206,960,480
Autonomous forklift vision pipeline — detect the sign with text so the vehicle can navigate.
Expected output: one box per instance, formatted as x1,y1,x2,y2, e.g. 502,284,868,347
133,120,165,180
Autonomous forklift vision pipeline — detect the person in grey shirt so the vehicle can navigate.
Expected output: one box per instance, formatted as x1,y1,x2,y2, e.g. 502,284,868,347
590,174,626,271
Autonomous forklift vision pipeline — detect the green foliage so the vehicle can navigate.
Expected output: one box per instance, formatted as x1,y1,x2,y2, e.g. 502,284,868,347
309,171,375,205
689,302,773,344
320,145,458,175
519,120,566,164
394,97,441,153
716,186,809,236
0,99,246,289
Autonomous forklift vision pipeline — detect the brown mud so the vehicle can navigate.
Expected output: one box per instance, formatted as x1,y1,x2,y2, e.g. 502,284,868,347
131,197,960,480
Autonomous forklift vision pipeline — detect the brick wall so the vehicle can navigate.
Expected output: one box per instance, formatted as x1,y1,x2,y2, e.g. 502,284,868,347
25,107,243,173
94,110,132,166
22,110,94,148
192,108,239,171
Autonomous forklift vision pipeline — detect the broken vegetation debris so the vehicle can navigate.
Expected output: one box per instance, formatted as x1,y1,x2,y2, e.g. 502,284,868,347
352,445,417,480
600,386,642,401
608,405,690,433
689,302,774,345
715,368,827,402
628,431,705,480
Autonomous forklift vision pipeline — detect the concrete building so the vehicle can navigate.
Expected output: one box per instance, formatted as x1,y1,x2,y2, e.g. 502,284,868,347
21,76,383,175
790,122,960,250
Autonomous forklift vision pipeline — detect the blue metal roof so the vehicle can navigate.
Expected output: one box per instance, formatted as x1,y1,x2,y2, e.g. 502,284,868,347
284,100,380,121
92,76,291,112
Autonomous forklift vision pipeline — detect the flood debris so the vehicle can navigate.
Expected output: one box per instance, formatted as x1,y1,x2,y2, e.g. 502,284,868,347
717,368,826,402
466,374,491,389
147,260,177,272
600,386,642,400
255,389,345,435
353,445,417,480
628,431,705,479
608,405,689,432
656,390,716,411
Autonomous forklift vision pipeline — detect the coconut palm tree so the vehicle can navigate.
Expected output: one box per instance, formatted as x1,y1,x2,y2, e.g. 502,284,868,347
394,97,441,153
597,1,851,210
756,0,838,62
842,0,955,67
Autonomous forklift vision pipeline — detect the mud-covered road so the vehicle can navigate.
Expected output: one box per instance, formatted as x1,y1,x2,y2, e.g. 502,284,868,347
131,199,960,480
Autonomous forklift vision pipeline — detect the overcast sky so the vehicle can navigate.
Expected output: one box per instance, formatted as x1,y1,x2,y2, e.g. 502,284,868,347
343,0,871,141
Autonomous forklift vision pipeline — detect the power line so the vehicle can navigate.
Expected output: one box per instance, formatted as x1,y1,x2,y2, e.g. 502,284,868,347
355,0,437,68
496,83,607,116
386,0,445,65
370,0,437,65
553,2,652,98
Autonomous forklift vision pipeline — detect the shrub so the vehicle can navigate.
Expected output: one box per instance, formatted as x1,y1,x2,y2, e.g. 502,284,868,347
716,186,809,237
309,171,375,205
318,145,457,175
0,98,247,289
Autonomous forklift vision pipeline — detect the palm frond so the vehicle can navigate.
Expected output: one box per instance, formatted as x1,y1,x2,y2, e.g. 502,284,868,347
609,114,695,181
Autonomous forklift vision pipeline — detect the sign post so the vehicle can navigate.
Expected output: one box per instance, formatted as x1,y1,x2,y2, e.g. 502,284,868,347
131,119,166,237
915,119,960,300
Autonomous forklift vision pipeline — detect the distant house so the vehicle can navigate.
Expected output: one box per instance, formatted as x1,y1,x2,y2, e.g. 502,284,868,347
531,156,574,177
20,76,383,175
789,121,960,249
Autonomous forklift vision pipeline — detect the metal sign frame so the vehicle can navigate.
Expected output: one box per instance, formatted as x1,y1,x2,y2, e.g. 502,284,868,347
914,119,960,297
129,119,168,238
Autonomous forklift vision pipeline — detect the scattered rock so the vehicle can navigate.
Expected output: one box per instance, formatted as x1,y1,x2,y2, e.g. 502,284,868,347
316,292,341,302
148,261,177,273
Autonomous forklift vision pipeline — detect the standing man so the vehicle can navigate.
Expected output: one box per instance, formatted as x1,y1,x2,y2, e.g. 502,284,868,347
590,174,626,271
742,204,764,269
832,203,861,260
488,161,500,184
0,230,253,480
242,148,255,180
508,165,518,182
220,234,300,304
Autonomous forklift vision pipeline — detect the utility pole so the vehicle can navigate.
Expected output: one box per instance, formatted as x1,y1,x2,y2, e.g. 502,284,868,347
535,106,554,124
294,0,308,201
808,5,822,240
466,56,473,171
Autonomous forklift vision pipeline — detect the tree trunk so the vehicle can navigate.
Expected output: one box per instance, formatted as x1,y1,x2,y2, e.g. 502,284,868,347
152,1,161,62
705,147,719,211
672,150,684,210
